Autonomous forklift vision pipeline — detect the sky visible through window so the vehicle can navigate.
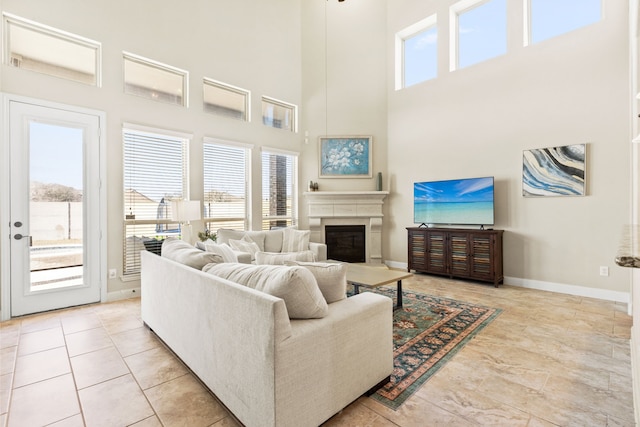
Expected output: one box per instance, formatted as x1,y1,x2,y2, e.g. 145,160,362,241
30,122,83,190
530,0,601,44
458,0,507,69
404,26,438,87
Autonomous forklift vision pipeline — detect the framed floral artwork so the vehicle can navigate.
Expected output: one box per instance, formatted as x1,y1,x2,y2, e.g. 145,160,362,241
319,136,372,178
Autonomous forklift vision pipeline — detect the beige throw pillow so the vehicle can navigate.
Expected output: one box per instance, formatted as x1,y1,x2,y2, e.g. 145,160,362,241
281,228,310,252
255,251,315,265
204,243,238,263
285,261,347,303
202,263,328,319
161,238,223,270
229,236,261,261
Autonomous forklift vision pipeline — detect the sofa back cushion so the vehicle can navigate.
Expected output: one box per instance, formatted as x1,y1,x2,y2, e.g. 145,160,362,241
216,229,268,252
281,228,310,252
162,238,223,270
255,251,315,265
202,263,328,319
285,261,347,304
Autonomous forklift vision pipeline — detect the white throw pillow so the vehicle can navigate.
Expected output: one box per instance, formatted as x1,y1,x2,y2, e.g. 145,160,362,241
229,236,261,261
285,261,347,303
204,243,238,263
161,238,223,270
255,251,315,265
202,263,328,319
281,228,310,253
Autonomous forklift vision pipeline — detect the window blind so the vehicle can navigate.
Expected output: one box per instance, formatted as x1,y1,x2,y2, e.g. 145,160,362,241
203,140,249,232
261,149,298,230
122,128,188,276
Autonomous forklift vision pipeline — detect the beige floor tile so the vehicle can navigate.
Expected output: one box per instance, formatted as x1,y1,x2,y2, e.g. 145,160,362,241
70,346,129,389
48,414,86,427
125,346,189,390
100,313,144,335
17,326,65,356
0,346,17,376
322,400,397,426
0,372,12,414
78,374,154,427
144,373,227,427
65,327,113,357
61,312,103,335
360,394,467,426
13,346,71,388
7,373,80,427
111,325,161,357
130,415,164,427
19,313,61,334
0,325,20,349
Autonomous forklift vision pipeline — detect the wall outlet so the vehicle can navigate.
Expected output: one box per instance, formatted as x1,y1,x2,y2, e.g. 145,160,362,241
599,266,609,277
108,268,117,279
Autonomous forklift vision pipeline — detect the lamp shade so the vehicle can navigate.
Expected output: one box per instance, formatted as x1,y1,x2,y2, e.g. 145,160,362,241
171,200,201,222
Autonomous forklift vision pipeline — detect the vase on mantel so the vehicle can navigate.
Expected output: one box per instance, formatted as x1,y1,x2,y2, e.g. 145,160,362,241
376,172,382,191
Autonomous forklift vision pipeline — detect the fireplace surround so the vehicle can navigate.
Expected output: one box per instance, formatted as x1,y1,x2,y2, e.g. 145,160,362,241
303,191,389,264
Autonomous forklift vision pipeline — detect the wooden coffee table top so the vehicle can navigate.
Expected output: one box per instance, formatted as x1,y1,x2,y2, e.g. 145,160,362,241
345,263,413,288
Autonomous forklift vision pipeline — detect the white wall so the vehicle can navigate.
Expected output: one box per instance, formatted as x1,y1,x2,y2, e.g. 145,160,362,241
1,0,302,295
385,0,631,297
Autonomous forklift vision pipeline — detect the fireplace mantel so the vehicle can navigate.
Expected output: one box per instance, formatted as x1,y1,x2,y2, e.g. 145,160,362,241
303,191,389,264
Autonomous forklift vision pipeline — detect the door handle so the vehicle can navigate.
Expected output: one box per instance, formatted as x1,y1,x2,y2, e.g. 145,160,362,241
14,234,30,240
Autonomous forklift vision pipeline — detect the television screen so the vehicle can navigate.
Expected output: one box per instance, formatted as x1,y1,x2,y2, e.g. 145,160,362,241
414,177,495,226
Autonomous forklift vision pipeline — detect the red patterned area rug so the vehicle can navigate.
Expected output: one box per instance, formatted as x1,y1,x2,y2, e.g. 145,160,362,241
362,287,501,410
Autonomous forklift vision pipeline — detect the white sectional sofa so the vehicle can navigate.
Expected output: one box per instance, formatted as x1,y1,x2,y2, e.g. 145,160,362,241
140,244,393,427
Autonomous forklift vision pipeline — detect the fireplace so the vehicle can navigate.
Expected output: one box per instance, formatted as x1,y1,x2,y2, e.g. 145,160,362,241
303,191,388,264
325,225,366,263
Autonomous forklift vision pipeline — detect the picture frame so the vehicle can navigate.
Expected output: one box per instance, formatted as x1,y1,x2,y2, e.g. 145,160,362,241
522,143,586,197
319,136,372,178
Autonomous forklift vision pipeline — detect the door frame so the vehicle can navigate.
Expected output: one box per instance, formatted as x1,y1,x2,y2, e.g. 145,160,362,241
0,93,107,320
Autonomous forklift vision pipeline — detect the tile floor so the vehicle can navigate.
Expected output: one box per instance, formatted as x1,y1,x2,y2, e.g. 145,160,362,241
0,274,635,426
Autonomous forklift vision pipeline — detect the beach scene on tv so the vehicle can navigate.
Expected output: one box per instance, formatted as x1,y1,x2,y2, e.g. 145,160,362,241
414,177,495,226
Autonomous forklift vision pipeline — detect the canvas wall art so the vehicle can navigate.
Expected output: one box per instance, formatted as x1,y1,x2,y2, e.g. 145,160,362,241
319,136,372,178
522,144,586,197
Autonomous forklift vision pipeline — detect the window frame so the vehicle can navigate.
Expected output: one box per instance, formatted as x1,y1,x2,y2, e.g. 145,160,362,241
122,123,192,277
261,96,298,132
202,137,253,232
395,14,438,90
123,51,189,107
261,147,299,230
449,0,507,71
203,78,251,121
2,12,102,86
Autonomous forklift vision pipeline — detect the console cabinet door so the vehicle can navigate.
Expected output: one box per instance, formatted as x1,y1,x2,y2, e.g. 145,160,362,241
408,229,427,271
469,233,494,281
449,232,471,277
425,230,448,274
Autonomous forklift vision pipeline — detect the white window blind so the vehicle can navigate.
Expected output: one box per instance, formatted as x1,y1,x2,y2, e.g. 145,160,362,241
203,139,250,232
261,149,298,230
122,127,189,276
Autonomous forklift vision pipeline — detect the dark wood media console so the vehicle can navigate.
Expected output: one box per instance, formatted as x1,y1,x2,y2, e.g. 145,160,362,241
407,227,504,287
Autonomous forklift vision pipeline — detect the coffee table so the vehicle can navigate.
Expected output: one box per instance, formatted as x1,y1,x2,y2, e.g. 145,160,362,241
345,263,413,310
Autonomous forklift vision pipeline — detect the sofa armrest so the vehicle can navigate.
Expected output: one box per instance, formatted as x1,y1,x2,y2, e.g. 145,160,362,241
309,242,327,261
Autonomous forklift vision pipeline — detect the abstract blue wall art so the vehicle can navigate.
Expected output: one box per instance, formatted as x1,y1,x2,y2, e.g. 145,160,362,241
319,136,372,178
522,144,586,197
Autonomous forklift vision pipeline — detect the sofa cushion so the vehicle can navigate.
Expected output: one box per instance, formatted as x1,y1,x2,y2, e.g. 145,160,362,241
202,263,328,319
281,228,310,253
285,261,347,303
204,243,238,263
255,251,315,265
217,229,267,252
195,238,216,251
229,236,261,261
162,238,223,270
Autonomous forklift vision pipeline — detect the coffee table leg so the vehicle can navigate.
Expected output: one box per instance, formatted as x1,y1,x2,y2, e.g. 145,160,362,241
396,280,403,309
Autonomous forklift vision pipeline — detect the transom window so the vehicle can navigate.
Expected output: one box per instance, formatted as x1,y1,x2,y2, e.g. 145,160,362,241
203,78,250,121
203,138,252,232
527,0,602,45
450,0,507,70
261,148,298,230
395,15,438,90
262,96,297,132
123,52,188,107
3,12,101,86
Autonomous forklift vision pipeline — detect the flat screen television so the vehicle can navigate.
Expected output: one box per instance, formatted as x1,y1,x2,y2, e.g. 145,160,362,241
414,176,495,226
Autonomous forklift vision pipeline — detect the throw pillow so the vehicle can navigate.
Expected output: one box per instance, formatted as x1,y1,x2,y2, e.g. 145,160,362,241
202,263,328,319
284,261,347,303
161,237,223,270
204,243,238,263
229,236,261,261
281,228,310,253
216,229,266,252
255,251,315,265
195,238,215,251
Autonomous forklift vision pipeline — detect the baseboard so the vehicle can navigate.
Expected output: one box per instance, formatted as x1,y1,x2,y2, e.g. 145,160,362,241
106,287,141,302
384,261,630,304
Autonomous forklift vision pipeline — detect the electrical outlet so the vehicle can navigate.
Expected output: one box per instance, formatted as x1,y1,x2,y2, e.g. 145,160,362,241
599,266,609,277
108,268,117,279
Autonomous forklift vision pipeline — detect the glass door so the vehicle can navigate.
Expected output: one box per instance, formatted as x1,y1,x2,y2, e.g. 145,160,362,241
9,99,103,317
